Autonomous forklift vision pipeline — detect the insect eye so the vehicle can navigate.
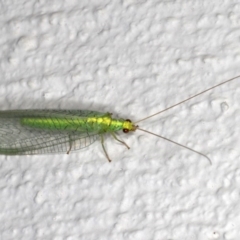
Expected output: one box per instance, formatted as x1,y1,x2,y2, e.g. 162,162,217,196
123,129,129,133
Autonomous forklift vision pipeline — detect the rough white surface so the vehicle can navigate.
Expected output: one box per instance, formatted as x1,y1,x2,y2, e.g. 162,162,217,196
0,1,240,240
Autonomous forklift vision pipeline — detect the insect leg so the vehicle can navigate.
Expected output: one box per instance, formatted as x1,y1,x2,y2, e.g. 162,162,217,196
100,134,112,162
67,135,73,154
110,132,130,149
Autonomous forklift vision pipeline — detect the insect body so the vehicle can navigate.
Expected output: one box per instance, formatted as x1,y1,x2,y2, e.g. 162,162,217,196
0,110,137,161
0,75,239,163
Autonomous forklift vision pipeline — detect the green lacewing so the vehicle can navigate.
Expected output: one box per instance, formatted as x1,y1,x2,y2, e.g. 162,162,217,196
0,75,239,163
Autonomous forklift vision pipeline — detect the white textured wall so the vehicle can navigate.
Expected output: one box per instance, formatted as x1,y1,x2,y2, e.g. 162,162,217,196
0,1,240,240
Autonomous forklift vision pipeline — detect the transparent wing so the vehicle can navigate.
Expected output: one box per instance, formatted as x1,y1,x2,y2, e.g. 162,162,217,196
0,110,102,155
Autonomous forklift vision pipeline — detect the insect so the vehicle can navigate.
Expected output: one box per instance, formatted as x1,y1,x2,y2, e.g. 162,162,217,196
0,75,239,164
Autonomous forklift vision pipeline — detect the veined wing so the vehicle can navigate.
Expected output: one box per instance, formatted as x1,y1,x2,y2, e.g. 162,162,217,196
0,110,102,155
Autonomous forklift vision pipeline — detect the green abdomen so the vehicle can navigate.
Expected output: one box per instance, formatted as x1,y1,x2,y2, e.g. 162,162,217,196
20,115,125,133
21,117,85,131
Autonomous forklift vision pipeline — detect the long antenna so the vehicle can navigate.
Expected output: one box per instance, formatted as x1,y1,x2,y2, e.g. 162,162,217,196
135,75,240,124
138,127,212,165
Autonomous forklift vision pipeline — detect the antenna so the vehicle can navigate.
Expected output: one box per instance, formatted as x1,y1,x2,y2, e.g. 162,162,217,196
137,127,212,165
135,75,240,123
